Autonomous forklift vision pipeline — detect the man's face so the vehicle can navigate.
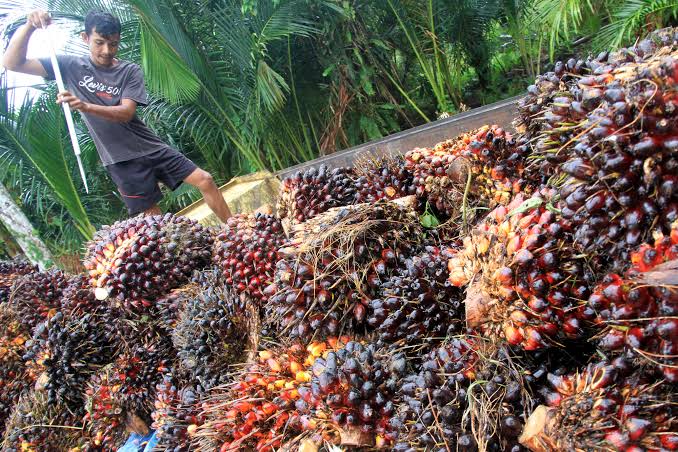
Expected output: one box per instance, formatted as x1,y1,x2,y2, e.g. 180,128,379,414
82,29,120,67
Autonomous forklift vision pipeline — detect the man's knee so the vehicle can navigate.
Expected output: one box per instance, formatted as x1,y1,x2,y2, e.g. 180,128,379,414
188,168,215,191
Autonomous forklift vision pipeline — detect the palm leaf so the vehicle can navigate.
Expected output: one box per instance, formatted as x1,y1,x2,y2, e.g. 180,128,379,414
0,82,95,240
596,0,678,50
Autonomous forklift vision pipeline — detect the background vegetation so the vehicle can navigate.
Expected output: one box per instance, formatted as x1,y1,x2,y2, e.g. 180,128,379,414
1,0,677,259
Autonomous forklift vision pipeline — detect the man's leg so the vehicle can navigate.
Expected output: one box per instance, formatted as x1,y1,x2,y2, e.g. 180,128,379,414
183,168,232,222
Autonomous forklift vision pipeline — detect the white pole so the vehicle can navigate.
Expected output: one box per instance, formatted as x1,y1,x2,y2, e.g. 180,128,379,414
42,22,89,194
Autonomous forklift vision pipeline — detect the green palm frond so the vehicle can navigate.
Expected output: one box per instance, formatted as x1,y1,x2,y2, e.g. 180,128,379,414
537,0,594,57
0,83,95,240
596,0,678,50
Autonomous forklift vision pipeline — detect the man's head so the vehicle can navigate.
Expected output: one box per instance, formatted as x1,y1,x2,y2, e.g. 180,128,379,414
81,10,121,68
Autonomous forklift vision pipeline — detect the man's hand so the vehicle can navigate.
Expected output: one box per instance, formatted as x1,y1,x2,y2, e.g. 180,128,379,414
26,9,51,30
57,91,89,113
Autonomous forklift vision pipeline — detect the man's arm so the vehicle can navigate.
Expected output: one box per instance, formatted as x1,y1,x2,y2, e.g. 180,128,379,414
2,10,50,76
57,91,137,123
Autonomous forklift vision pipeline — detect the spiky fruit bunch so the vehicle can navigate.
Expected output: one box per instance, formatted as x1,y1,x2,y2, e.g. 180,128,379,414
23,310,118,412
155,284,199,331
152,373,203,452
277,165,357,225
84,214,213,304
0,305,33,434
353,155,416,204
8,269,69,331
1,390,84,451
520,362,677,451
448,192,594,349
0,260,36,303
395,338,529,452
84,337,173,449
60,274,107,316
404,125,528,220
173,270,256,388
267,202,422,339
588,223,678,381
194,337,351,452
213,213,286,304
535,49,678,271
368,246,465,347
301,340,409,448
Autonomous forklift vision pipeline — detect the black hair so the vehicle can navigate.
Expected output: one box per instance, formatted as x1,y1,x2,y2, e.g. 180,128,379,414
84,10,121,37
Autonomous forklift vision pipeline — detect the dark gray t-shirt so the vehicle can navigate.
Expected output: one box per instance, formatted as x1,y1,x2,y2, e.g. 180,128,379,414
39,55,167,166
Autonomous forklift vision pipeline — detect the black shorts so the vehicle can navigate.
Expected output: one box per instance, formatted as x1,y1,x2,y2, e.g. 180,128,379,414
106,148,197,216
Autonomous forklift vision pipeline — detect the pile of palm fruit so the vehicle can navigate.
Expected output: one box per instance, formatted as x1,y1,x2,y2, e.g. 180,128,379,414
0,28,677,451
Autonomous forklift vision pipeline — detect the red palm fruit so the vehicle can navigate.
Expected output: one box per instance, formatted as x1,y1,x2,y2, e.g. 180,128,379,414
352,155,416,204
588,221,678,381
213,213,285,305
404,125,533,222
192,337,352,451
8,268,70,330
521,363,676,452
450,190,593,349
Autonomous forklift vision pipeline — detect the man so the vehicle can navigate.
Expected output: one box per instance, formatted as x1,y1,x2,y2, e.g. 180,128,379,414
2,9,232,221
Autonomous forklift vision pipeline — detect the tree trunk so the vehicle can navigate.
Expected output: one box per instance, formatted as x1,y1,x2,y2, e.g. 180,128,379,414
0,183,54,270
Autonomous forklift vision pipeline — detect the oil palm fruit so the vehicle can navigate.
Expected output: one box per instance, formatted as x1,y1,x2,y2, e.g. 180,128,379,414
0,260,36,303
84,214,213,305
353,155,416,203
8,269,69,331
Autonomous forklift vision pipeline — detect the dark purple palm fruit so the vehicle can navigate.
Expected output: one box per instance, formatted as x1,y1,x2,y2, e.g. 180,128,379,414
172,270,257,389
520,363,677,451
394,338,529,452
0,305,33,436
353,155,416,203
152,372,204,452
277,164,358,226
301,340,409,448
368,245,465,349
529,46,678,273
22,308,119,413
1,390,85,451
266,201,422,340
83,214,213,306
8,269,69,331
0,260,36,303
213,213,286,304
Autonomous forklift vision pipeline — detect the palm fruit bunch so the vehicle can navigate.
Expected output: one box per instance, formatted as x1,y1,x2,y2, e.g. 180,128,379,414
83,213,213,304
22,309,118,413
152,373,203,452
0,260,36,303
8,269,69,331
352,155,416,204
83,336,173,449
277,164,357,226
267,201,422,339
368,245,465,348
448,191,595,350
1,390,85,451
299,340,409,448
394,337,529,452
588,221,678,381
531,47,678,271
172,270,257,389
0,305,33,434
194,337,350,451
155,284,199,331
213,213,286,304
404,125,529,221
520,362,677,451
